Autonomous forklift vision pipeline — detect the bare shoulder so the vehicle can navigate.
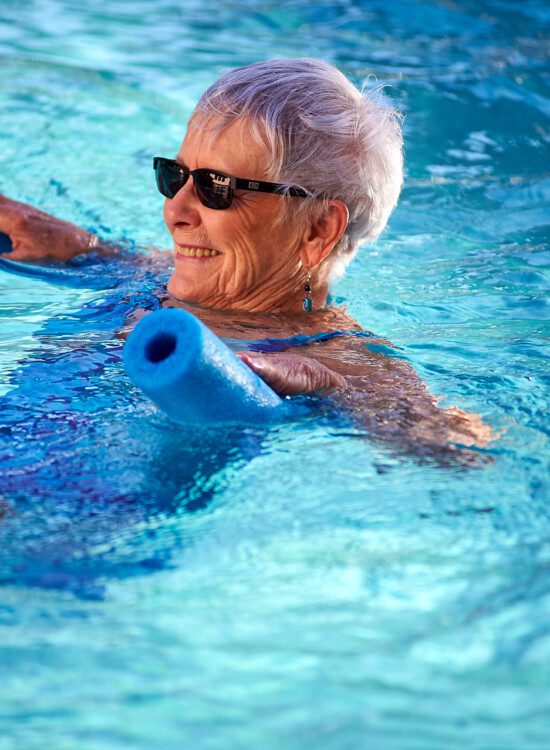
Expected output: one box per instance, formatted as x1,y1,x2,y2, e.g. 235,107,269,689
292,315,497,451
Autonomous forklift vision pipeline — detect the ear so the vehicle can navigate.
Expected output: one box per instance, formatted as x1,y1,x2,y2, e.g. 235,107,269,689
299,200,349,270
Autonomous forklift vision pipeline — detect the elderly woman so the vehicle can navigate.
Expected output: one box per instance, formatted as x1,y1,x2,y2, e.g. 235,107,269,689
0,58,491,454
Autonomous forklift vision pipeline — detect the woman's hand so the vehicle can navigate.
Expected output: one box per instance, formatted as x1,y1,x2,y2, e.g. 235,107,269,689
0,195,94,262
441,405,496,448
237,351,348,396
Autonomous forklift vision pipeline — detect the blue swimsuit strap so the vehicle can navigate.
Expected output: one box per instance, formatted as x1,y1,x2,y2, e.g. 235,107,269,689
247,329,406,359
249,329,377,353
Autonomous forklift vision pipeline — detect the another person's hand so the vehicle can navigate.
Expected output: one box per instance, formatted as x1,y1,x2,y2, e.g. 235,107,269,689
0,195,95,262
237,351,348,396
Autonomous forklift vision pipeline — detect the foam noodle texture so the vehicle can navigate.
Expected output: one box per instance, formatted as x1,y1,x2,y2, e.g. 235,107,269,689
123,308,283,424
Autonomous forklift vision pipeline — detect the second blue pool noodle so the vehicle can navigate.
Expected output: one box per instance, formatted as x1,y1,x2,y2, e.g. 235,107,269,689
123,308,284,424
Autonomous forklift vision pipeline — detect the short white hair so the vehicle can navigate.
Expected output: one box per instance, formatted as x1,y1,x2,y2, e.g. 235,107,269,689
192,58,404,280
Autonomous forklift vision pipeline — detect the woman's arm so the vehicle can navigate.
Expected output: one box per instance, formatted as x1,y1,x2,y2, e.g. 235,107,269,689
0,195,171,269
0,195,102,261
238,340,495,453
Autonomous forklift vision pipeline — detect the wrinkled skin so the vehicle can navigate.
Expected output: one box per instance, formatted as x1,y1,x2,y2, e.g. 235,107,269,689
164,119,307,312
162,117,348,313
237,351,348,396
0,117,496,458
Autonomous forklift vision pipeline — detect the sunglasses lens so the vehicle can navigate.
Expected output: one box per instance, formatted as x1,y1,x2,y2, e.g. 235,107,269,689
155,158,187,199
194,170,233,210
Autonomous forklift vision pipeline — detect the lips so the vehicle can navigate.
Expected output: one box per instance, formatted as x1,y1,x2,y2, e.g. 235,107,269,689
175,244,220,258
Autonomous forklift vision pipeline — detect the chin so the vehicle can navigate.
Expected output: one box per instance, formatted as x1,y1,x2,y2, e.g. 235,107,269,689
167,274,198,302
168,273,223,307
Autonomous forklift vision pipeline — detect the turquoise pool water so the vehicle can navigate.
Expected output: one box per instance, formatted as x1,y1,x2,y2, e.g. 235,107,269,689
0,1,549,748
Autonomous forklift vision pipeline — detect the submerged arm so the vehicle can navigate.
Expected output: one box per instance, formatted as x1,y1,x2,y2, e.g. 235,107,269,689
239,336,495,456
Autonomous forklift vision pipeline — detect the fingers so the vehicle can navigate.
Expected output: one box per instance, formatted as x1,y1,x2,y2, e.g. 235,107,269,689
237,351,348,396
237,351,283,391
236,352,256,368
0,196,17,237
0,198,31,257
443,406,497,447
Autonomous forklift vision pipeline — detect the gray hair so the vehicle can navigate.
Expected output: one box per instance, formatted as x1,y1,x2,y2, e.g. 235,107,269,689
191,58,404,280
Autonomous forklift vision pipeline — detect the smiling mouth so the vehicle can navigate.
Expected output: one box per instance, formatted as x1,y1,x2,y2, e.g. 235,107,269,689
175,244,221,258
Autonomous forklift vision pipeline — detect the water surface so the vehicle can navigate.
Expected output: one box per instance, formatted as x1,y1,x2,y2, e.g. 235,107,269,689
0,1,549,748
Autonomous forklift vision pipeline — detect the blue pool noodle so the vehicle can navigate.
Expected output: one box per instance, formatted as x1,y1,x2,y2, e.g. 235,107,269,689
123,308,284,424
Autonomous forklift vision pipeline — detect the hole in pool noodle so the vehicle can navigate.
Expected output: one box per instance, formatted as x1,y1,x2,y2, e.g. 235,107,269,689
145,332,177,363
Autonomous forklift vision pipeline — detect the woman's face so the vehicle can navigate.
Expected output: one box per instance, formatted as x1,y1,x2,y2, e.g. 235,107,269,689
164,117,306,312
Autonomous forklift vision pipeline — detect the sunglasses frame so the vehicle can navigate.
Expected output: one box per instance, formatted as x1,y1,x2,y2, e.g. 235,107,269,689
153,156,310,209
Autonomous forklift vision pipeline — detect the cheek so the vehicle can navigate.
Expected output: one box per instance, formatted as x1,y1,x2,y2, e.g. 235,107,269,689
213,222,266,296
230,206,285,262
221,212,264,261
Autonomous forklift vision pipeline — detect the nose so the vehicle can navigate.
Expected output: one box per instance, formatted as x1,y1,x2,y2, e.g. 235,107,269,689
163,175,202,231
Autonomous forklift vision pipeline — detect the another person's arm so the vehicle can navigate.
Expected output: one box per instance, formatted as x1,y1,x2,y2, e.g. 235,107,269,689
0,194,106,261
0,195,171,268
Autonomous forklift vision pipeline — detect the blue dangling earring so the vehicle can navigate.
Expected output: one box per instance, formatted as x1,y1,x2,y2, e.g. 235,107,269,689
303,270,313,312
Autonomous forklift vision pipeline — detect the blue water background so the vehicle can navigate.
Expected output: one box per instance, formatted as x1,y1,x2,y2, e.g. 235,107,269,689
0,1,549,748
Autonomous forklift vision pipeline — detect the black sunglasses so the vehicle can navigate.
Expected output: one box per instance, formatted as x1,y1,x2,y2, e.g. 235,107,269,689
153,156,310,210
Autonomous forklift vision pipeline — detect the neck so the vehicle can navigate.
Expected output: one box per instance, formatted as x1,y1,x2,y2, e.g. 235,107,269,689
306,280,329,313
166,260,330,314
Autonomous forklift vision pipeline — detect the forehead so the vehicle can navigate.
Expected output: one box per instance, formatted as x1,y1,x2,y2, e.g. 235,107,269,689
178,116,270,178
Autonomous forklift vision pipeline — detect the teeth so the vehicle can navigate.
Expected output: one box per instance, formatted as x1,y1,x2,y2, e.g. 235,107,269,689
176,245,220,258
